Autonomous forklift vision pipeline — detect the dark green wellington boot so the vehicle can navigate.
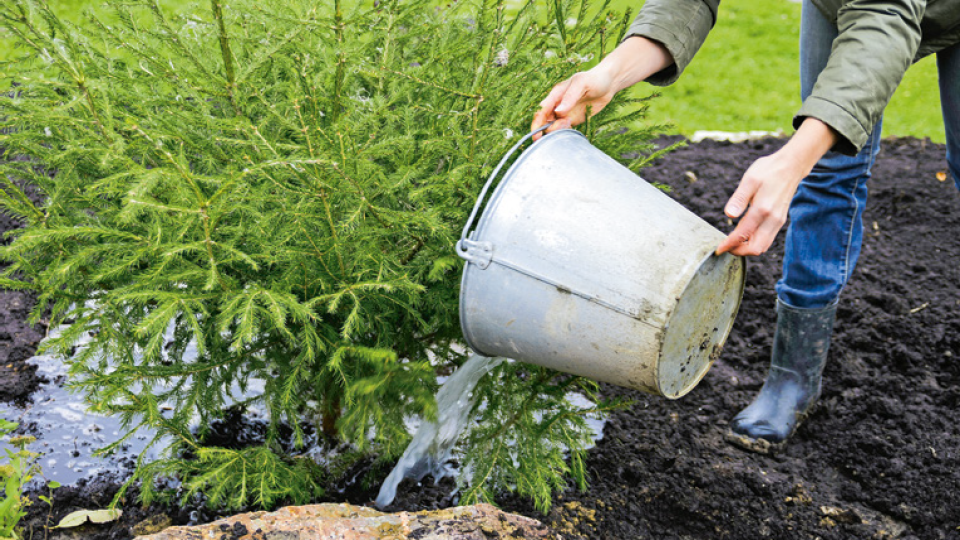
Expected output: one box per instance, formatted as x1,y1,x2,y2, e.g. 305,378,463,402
725,300,837,454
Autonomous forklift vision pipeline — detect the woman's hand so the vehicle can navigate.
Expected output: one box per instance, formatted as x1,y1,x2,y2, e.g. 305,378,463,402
531,70,617,140
716,118,840,256
714,153,807,256
531,36,674,141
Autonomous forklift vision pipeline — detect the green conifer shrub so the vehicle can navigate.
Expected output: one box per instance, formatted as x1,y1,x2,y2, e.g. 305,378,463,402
0,0,669,512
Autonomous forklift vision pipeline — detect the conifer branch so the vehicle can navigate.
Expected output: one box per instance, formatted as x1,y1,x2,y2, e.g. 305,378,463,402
375,67,480,100
210,0,239,115
332,0,345,123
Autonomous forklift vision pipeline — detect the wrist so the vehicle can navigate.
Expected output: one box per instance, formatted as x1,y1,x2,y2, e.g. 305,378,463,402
776,117,839,177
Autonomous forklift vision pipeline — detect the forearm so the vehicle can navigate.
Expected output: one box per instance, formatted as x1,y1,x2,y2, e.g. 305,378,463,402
592,36,675,94
623,0,720,86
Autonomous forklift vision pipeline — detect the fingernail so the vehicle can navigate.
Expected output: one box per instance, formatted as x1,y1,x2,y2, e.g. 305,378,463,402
726,205,740,216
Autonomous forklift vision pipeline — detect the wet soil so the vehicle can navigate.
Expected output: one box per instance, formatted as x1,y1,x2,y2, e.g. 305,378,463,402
0,178,46,404
8,136,960,539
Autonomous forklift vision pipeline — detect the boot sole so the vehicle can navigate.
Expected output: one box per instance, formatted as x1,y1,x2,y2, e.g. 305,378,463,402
723,430,784,455
723,406,817,455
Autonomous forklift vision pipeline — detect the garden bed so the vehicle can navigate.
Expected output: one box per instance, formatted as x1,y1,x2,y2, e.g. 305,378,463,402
9,135,960,539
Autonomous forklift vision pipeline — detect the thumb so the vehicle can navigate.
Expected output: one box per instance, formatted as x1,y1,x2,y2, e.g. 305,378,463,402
554,76,587,114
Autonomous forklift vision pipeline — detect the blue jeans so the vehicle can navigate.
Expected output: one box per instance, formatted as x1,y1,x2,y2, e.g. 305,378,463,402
776,0,960,309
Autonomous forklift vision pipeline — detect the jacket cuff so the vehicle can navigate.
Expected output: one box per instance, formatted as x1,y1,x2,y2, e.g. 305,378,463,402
793,96,869,156
622,24,683,86
621,0,716,86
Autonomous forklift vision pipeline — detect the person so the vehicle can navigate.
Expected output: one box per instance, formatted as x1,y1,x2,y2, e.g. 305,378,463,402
531,0,960,454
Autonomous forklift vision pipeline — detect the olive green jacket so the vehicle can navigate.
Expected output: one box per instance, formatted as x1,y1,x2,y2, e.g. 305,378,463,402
626,0,960,155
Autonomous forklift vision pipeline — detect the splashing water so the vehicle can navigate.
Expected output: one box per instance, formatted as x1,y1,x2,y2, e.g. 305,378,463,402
375,353,502,508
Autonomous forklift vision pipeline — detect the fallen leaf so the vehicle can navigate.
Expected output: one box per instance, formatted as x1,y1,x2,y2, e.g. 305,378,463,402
56,509,123,529
937,171,948,182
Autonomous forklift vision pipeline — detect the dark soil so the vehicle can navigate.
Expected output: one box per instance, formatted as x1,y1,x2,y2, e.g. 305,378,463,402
497,136,960,540
0,175,46,404
8,136,960,540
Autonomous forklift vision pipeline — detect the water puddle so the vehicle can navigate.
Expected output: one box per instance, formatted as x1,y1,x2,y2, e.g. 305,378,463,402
0,324,265,486
2,335,605,497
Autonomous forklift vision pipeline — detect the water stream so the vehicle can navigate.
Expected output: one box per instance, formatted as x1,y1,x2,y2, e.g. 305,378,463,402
375,353,607,507
375,353,503,507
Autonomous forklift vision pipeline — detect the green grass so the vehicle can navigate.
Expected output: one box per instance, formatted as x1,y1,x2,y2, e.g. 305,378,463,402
1,0,946,142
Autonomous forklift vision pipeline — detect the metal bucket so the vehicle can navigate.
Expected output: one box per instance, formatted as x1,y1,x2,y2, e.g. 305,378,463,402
456,127,745,398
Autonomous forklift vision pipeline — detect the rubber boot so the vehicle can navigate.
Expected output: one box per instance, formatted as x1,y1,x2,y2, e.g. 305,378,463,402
725,300,837,454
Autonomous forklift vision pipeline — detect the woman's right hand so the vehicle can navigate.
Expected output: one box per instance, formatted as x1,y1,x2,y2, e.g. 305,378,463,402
531,69,617,141
530,36,675,141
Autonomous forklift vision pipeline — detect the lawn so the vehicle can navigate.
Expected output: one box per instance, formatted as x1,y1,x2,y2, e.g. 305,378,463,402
1,0,945,142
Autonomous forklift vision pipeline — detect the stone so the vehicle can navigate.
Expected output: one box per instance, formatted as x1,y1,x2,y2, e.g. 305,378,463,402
139,503,557,540
132,514,174,536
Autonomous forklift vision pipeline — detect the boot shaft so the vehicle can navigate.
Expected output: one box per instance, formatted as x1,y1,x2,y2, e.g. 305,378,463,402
771,300,837,378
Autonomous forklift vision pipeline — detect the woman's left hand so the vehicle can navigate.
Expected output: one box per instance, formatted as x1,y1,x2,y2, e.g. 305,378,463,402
715,152,806,256
716,117,840,257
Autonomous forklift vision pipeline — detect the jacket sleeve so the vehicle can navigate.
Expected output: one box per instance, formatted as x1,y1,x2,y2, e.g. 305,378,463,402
623,0,721,86
795,0,925,155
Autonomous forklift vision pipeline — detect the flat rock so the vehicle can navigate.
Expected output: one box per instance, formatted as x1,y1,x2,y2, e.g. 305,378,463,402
138,503,556,539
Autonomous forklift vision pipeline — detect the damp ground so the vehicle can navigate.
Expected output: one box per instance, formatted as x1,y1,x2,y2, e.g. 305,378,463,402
6,135,960,540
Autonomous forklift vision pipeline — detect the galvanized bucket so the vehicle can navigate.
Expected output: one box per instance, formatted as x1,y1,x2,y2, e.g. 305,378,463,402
456,126,745,398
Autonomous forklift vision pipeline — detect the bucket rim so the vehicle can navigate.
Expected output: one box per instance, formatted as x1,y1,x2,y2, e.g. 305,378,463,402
470,128,586,246
656,251,746,399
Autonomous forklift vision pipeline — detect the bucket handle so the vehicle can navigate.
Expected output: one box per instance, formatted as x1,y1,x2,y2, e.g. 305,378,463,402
456,121,554,262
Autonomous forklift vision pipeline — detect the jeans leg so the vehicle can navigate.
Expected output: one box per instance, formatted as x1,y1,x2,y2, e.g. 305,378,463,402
937,42,960,189
798,0,836,99
776,0,882,309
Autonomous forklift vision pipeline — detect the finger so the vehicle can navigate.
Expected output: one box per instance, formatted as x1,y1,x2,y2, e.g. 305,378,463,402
715,210,763,256
554,75,588,115
531,110,556,141
532,82,571,140
546,117,573,134
728,212,786,256
540,80,571,113
724,175,761,219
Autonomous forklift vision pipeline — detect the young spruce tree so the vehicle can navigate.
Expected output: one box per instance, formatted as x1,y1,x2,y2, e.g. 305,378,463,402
0,0,670,512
